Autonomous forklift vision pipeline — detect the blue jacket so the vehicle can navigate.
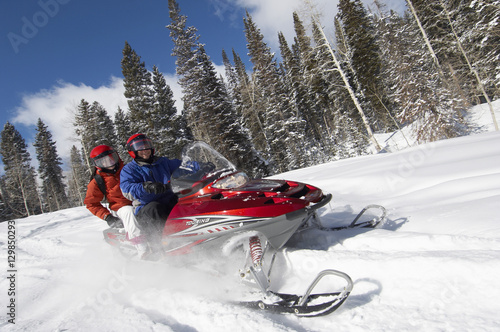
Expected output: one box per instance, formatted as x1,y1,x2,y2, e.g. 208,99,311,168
120,156,182,214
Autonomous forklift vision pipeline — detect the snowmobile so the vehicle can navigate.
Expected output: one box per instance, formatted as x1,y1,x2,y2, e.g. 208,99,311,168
103,142,386,317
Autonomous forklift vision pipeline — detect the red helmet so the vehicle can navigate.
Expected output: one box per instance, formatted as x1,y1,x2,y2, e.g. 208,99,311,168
90,145,120,169
126,133,154,159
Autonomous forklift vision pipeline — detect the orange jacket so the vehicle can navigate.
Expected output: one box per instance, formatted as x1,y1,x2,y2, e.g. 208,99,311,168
84,162,132,220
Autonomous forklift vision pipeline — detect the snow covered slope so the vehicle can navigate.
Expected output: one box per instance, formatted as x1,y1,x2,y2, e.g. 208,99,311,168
1,112,500,331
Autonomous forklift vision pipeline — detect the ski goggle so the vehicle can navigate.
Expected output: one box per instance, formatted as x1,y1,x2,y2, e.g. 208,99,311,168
93,151,120,168
128,137,153,152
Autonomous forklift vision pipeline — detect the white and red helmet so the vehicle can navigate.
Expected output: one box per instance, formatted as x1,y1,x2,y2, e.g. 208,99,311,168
126,133,154,159
90,145,120,170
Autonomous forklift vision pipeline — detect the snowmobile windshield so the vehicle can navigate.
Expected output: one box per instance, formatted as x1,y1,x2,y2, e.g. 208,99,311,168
170,142,243,192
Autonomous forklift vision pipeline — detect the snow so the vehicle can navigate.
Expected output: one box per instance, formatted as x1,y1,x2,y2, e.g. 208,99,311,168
1,102,500,331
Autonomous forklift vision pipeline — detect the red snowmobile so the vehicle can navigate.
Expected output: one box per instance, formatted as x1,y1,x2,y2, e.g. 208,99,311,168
104,142,386,317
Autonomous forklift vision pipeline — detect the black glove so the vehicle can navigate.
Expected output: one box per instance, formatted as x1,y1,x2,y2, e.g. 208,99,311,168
142,181,172,194
105,214,124,228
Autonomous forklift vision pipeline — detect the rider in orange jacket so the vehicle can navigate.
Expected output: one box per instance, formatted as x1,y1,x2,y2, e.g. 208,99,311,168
85,160,131,221
84,145,148,258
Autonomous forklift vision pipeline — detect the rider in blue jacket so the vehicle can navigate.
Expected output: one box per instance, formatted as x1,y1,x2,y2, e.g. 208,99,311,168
120,133,182,255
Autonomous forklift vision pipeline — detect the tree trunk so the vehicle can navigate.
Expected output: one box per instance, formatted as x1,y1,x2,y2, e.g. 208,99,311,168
439,0,498,131
406,0,446,78
314,19,382,152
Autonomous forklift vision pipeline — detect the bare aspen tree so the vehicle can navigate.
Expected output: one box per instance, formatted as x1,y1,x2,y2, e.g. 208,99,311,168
406,0,446,78
438,0,498,131
302,0,382,151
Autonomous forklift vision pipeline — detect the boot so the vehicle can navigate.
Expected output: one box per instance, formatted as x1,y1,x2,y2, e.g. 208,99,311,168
135,242,150,259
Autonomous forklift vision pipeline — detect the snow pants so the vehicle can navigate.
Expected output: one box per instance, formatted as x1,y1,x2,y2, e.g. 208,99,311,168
116,205,142,241
135,197,178,250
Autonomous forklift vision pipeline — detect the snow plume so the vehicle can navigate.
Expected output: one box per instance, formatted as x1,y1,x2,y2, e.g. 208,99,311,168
0,206,242,330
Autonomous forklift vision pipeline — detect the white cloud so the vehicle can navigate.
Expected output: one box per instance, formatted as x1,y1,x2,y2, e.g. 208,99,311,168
233,0,309,51
12,77,127,158
11,74,183,167
220,0,406,52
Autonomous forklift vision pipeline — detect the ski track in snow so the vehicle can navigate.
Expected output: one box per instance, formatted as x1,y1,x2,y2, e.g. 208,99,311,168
1,103,500,331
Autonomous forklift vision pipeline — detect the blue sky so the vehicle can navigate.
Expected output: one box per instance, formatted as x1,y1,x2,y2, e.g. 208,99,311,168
0,0,406,171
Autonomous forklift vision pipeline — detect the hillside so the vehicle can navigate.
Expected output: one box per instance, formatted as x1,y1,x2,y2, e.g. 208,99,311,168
1,102,499,331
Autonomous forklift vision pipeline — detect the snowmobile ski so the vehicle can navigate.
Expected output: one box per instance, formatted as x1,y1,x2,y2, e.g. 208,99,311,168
239,291,349,317
238,269,353,317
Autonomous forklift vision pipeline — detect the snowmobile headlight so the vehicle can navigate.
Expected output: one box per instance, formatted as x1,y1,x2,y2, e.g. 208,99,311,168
212,172,249,189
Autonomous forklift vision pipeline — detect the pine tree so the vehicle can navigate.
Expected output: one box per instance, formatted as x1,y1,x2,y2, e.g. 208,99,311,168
0,176,11,221
440,0,498,130
150,65,190,158
470,0,499,100
291,12,346,160
379,9,466,142
113,106,132,162
311,19,376,153
223,49,276,172
244,12,311,172
290,13,335,154
67,145,88,206
151,65,174,153
167,0,200,118
74,99,119,169
337,0,395,132
121,41,191,156
371,6,411,148
34,118,69,212
169,111,194,159
406,0,473,104
229,48,270,158
201,46,266,174
460,0,500,100
167,0,266,176
222,49,240,110
0,122,42,218
74,99,95,169
242,11,277,159
93,101,119,147
277,31,317,168
121,41,153,134
167,0,210,159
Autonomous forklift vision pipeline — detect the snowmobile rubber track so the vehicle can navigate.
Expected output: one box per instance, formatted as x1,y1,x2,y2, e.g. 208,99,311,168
239,291,350,317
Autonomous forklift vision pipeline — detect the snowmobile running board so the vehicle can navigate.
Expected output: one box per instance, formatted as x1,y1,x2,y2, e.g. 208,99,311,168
239,269,353,317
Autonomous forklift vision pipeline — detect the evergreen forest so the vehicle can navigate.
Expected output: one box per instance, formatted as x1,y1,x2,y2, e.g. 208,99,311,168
1,0,499,221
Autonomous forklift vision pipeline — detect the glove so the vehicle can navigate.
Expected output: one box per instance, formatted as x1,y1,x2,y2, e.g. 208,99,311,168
142,181,172,194
184,161,200,172
105,214,124,228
